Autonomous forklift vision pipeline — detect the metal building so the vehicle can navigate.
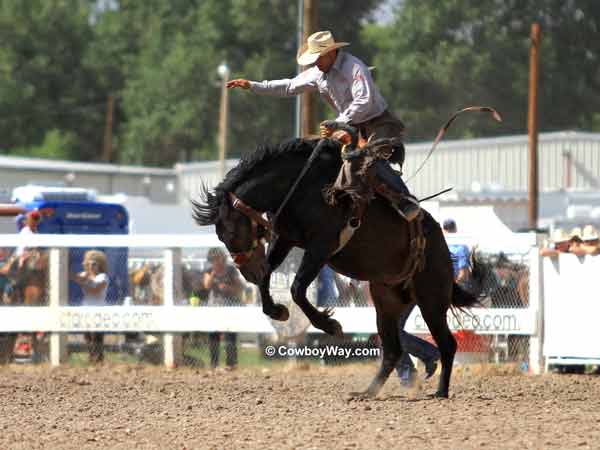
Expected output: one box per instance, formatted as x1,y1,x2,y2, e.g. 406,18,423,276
403,131,600,197
0,154,178,204
2,130,600,208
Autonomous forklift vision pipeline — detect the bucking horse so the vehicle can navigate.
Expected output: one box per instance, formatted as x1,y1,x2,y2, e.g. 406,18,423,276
193,107,501,398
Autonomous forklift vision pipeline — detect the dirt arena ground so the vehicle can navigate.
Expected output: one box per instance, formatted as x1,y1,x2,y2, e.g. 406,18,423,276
1,363,599,450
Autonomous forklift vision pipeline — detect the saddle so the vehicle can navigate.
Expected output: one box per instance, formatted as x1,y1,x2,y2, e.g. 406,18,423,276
327,131,426,284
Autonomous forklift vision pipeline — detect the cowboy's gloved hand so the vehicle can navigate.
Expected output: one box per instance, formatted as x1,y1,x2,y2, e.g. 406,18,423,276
319,120,338,138
226,79,250,90
331,130,352,145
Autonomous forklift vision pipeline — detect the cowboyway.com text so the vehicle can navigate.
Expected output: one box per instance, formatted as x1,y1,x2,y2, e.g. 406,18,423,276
264,345,380,359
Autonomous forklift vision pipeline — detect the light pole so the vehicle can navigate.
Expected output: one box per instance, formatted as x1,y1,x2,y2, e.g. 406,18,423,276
217,62,230,179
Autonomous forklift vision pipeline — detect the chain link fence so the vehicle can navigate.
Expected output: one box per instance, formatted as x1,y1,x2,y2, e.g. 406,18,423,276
0,242,535,371
470,250,531,368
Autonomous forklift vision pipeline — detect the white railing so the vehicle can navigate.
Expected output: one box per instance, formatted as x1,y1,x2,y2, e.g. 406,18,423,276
0,233,545,372
543,253,600,368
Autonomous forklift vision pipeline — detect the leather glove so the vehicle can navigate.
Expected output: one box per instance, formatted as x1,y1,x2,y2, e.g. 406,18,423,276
319,120,338,138
319,124,332,138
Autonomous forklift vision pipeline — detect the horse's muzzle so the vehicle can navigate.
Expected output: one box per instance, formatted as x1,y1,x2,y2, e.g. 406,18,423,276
231,250,253,268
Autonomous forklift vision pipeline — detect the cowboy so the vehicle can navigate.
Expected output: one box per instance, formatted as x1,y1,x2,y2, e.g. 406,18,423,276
227,30,420,222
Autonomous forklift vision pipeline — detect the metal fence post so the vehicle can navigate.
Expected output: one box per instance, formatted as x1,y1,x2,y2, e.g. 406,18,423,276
528,236,545,374
163,248,183,368
49,248,69,366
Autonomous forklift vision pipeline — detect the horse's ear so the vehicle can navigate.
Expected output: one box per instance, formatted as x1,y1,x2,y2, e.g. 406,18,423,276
191,184,220,225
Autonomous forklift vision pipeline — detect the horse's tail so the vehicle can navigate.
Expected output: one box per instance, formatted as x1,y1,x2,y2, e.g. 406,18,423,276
451,283,479,309
450,251,487,309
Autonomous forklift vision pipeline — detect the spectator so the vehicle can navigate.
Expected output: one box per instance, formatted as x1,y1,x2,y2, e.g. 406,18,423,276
71,250,109,364
570,225,600,256
316,265,339,307
7,211,48,362
0,247,17,363
203,247,245,369
394,302,440,386
13,210,44,272
0,247,14,304
1,211,45,305
443,218,471,286
540,228,573,258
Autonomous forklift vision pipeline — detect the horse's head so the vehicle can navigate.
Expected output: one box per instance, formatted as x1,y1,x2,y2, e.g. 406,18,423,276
192,186,267,284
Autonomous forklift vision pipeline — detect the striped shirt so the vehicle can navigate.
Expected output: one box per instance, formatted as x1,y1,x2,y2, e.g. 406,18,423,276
249,51,387,125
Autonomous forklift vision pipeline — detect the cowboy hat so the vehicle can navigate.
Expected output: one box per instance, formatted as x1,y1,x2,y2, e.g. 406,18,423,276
569,226,582,240
552,228,569,243
582,224,599,241
297,31,349,66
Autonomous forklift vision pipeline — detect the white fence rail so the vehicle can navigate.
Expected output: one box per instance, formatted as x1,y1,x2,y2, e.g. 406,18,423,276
543,254,600,367
0,233,544,371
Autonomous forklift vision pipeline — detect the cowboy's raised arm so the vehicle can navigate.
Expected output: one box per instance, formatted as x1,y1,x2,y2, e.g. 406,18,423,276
336,62,378,124
228,67,319,97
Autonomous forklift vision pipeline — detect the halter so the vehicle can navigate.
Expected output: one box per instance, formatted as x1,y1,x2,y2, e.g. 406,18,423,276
227,193,272,267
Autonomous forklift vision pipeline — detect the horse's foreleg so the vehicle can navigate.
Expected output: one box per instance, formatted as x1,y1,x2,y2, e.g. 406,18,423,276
260,236,293,321
290,250,342,336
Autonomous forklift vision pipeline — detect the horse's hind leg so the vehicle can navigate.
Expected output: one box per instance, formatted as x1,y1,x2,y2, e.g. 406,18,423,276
418,298,456,398
350,282,404,399
412,213,457,398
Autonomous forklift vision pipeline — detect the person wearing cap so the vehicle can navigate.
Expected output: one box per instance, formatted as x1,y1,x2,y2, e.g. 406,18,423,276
443,219,471,285
227,30,420,222
0,211,40,280
8,210,47,362
570,224,600,257
540,228,572,258
15,210,41,265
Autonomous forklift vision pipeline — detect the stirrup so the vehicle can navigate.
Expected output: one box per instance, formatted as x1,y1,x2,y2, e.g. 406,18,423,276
395,203,420,222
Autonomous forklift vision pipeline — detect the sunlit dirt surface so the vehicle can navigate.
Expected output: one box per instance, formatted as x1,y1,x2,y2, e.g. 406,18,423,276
1,363,599,450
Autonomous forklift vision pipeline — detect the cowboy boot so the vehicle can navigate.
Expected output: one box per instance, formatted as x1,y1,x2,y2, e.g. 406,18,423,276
371,160,420,222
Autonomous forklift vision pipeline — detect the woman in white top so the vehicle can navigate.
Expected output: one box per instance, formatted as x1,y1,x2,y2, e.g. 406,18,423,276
71,250,109,363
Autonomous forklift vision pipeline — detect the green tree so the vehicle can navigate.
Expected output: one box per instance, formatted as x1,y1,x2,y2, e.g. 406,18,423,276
0,0,106,160
114,0,385,165
116,0,227,165
227,0,384,154
364,0,600,141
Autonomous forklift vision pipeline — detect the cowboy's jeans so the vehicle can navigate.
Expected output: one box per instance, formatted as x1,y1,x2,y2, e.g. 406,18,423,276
371,159,420,221
395,303,440,378
372,159,411,196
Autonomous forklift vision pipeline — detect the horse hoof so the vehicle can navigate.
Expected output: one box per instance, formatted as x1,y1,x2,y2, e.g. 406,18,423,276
424,359,438,379
347,390,375,401
431,390,449,399
327,319,344,338
271,304,289,321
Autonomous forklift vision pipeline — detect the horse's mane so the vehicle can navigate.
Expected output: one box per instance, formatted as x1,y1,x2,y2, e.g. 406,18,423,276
218,137,320,193
193,137,327,225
